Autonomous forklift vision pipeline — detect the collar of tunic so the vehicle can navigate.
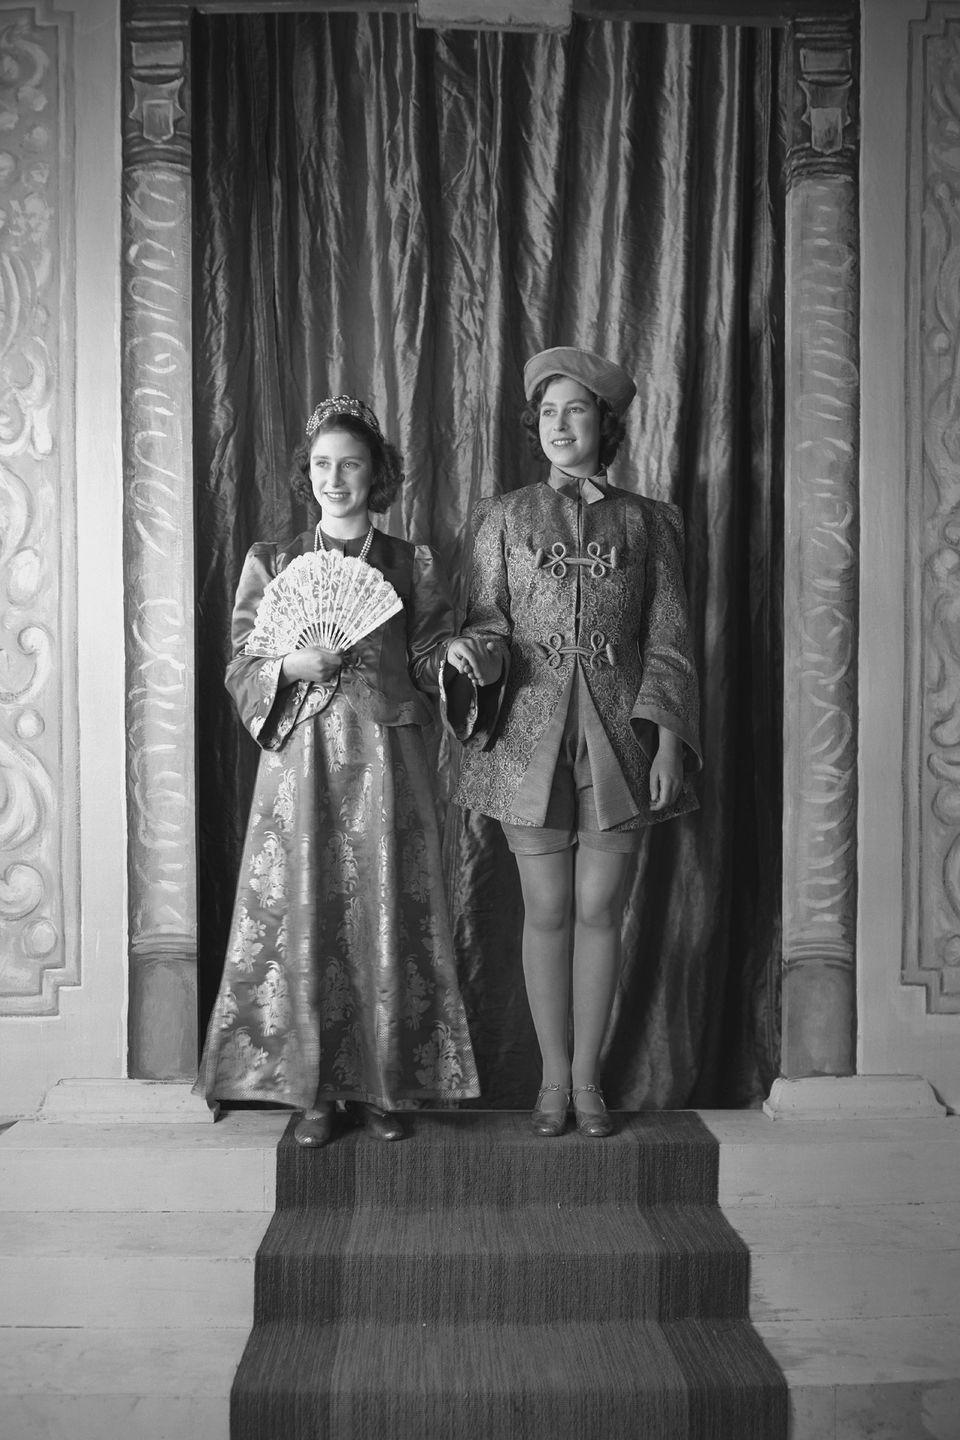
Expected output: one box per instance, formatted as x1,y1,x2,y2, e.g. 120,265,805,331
547,465,608,504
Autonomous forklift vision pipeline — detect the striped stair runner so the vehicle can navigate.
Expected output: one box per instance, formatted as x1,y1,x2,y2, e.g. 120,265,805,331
232,1111,787,1439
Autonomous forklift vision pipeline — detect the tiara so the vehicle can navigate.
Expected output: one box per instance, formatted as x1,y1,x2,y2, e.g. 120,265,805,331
305,395,383,439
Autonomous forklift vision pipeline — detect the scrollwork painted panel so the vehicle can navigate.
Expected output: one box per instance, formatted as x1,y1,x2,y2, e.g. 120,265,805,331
905,7,960,1013
0,5,78,1015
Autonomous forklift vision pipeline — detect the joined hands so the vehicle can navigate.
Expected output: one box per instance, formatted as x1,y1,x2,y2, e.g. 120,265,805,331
446,637,503,687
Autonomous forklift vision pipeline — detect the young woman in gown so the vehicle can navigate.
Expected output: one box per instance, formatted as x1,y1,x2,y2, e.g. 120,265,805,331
196,396,482,1146
446,347,702,1139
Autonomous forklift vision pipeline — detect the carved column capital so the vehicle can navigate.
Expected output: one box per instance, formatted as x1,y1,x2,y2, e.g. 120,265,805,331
122,2,190,165
785,15,858,187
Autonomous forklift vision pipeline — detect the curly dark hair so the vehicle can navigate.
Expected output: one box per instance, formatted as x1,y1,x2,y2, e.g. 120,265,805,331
520,376,627,469
289,412,405,515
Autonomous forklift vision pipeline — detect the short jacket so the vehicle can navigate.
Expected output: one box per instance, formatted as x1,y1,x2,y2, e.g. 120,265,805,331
452,477,702,828
225,528,452,750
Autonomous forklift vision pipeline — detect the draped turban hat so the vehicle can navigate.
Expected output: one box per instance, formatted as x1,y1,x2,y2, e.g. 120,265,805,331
523,346,637,418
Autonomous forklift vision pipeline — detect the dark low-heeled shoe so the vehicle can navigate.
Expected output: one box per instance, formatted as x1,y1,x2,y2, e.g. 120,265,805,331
530,1083,570,1138
572,1084,613,1138
294,1105,334,1147
355,1103,404,1142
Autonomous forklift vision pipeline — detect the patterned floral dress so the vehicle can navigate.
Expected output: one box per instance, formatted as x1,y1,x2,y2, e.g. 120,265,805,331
195,528,479,1112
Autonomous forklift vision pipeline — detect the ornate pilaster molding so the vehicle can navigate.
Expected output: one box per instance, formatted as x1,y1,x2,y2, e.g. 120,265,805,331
121,0,197,1076
786,14,857,181
780,16,860,1075
904,5,960,1014
418,0,571,28
0,5,79,1016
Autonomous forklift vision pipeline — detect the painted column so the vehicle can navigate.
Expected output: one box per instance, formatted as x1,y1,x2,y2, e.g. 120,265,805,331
121,1,196,1079
780,15,860,1077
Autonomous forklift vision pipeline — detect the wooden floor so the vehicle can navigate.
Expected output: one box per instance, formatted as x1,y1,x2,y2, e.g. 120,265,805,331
0,1106,959,1440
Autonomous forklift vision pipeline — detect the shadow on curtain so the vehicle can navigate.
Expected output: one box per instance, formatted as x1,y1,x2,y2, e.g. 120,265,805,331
192,10,784,1110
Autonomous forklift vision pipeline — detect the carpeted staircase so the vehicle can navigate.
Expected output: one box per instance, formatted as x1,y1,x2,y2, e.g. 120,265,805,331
231,1110,787,1440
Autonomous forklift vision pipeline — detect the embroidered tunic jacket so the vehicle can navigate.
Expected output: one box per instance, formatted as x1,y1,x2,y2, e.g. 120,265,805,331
452,471,702,829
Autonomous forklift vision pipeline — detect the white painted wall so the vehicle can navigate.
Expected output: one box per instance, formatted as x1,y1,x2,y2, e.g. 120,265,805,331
858,0,960,1111
0,0,126,1118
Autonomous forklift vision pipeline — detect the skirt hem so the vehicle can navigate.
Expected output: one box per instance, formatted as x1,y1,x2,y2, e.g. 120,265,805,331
195,1083,482,1111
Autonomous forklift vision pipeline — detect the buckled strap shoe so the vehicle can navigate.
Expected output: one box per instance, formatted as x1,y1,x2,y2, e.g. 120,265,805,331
572,1083,613,1138
530,1082,570,1138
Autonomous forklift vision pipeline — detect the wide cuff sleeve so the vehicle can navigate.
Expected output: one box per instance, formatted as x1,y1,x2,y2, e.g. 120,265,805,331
439,645,511,745
407,545,458,694
629,503,702,772
442,497,512,748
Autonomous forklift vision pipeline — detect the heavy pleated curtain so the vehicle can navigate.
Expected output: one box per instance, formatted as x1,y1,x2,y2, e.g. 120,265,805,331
193,10,784,1109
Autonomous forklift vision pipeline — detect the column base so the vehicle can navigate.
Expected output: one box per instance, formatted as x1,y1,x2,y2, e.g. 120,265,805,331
38,1078,217,1123
763,1074,949,1120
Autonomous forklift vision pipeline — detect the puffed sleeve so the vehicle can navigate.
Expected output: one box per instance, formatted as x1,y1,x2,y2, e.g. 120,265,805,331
224,543,309,751
407,544,458,694
441,495,511,747
630,502,702,771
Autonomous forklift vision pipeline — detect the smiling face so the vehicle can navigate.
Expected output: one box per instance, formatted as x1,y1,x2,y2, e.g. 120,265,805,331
537,376,601,477
309,427,374,533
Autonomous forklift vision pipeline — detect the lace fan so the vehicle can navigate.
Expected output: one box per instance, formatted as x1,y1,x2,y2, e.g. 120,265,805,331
244,550,403,656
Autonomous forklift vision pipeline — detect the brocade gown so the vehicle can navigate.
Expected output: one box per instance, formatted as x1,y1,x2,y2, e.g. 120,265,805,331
195,527,479,1112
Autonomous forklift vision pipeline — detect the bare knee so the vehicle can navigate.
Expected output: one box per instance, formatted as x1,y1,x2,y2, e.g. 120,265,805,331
516,852,573,933
573,896,619,932
524,897,570,935
574,852,630,930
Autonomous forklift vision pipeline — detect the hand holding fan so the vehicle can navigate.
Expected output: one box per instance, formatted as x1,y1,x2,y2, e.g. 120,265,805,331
244,550,403,657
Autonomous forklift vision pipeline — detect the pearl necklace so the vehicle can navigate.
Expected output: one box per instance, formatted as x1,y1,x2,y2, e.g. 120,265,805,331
315,522,374,563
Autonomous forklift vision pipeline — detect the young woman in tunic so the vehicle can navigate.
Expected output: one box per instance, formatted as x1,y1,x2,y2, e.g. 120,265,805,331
196,396,480,1146
446,347,701,1138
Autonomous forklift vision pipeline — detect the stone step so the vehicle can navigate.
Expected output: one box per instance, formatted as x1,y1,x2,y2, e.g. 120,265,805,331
38,1079,215,1125
7,1200,953,1335
729,1201,960,1323
229,1316,786,1440
2,1318,955,1440
0,1326,242,1440
0,1211,269,1328
0,1113,288,1211
273,1110,723,1209
6,1111,960,1211
4,1201,954,1333
1,1112,959,1440
702,1112,960,1207
253,1201,749,1323
757,1316,960,1440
